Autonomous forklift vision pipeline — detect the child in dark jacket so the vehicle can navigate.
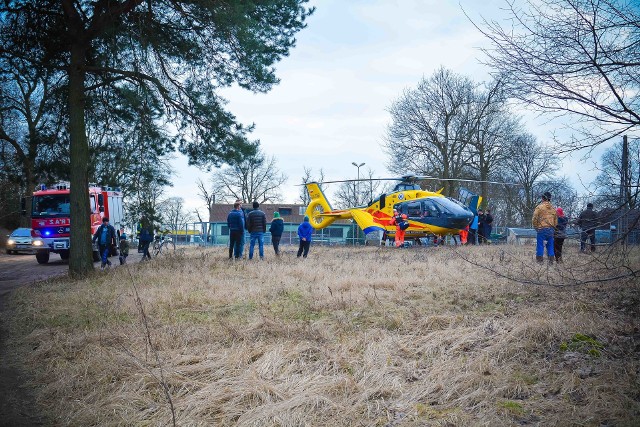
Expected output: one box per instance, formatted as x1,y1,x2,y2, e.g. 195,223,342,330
297,216,313,258
554,207,568,263
119,233,130,265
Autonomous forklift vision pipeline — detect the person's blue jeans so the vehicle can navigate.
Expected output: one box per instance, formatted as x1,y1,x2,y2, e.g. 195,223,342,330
249,232,264,259
536,227,555,257
99,244,111,265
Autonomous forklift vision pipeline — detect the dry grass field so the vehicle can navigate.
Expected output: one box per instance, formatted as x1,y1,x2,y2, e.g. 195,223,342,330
3,244,639,426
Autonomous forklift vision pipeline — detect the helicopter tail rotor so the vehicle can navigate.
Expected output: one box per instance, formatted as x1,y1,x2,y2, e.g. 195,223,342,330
305,182,336,229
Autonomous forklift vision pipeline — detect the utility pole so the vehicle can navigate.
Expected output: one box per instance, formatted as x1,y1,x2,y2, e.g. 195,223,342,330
621,135,629,208
618,135,629,245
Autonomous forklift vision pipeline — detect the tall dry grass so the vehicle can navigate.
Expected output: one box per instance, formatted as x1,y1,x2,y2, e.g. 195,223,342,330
3,244,639,426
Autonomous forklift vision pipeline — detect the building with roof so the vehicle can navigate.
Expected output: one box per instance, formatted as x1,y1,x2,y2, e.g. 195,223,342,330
208,203,307,223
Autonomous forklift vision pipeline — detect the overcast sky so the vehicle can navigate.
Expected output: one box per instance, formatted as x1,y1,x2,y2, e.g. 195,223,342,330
167,0,609,216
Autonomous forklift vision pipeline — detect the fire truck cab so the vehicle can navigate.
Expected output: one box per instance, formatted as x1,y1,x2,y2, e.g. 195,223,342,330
29,182,124,264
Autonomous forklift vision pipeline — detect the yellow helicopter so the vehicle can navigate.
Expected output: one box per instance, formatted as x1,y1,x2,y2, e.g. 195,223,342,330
304,175,486,240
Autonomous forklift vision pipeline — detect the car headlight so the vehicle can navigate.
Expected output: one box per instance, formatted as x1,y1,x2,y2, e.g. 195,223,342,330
32,240,44,246
7,239,15,245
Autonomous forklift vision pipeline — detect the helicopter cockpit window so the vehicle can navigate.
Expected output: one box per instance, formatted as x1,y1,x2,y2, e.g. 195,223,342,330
394,183,420,192
421,199,440,217
406,201,422,218
393,203,407,215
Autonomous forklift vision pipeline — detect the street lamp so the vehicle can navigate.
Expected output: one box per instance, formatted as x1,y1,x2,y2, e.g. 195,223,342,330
351,162,365,245
351,161,365,205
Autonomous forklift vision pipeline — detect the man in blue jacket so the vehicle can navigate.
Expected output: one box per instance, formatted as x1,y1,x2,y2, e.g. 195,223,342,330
246,201,267,260
227,200,245,259
92,217,116,269
469,212,479,245
297,215,313,258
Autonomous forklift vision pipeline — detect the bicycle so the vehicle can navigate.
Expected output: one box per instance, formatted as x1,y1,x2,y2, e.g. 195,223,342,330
153,233,176,256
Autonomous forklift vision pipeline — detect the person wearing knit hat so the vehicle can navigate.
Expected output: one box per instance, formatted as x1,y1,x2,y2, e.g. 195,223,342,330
118,232,129,265
554,207,568,263
269,211,284,256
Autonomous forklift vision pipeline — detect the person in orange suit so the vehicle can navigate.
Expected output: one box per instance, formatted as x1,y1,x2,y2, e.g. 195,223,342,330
389,210,407,247
459,225,469,244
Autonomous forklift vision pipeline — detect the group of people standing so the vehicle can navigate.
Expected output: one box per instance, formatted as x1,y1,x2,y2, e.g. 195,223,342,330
467,209,494,245
532,191,599,264
226,200,314,260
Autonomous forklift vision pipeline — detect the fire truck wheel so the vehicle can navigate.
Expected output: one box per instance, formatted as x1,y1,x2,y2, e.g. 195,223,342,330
36,250,50,264
59,250,70,260
92,251,100,262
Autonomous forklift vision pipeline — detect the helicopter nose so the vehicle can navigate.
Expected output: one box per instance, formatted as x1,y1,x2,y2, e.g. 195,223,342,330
450,213,473,230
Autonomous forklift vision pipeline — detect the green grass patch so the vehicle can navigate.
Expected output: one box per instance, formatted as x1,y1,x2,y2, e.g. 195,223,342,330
498,400,524,416
416,403,461,420
173,309,213,323
559,333,604,357
513,371,538,386
219,301,258,319
269,289,326,322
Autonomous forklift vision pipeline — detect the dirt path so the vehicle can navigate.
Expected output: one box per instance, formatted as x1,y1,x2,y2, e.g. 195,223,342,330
0,252,71,298
0,251,142,297
0,251,141,426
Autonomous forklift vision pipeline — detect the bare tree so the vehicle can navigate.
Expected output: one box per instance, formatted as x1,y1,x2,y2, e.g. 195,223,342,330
196,178,217,221
333,168,381,209
593,137,640,209
192,208,204,223
211,149,288,203
475,0,640,149
384,67,476,196
500,133,560,224
466,79,521,205
159,197,193,233
299,166,325,205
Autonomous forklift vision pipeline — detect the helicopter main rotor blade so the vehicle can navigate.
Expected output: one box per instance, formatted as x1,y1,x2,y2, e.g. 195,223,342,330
417,177,519,186
296,177,403,186
296,175,518,186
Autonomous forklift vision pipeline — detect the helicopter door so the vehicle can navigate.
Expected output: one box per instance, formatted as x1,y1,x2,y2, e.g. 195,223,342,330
379,194,386,209
406,201,422,219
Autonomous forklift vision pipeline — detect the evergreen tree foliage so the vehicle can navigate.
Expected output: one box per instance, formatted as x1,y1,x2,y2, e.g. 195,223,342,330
0,0,313,274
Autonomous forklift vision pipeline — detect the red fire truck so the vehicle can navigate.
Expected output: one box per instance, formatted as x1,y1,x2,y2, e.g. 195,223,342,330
29,182,124,264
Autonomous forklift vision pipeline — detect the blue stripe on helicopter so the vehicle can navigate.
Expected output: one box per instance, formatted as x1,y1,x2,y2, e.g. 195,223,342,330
363,225,385,234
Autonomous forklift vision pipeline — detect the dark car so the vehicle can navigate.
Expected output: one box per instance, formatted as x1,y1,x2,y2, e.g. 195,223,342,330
6,228,37,254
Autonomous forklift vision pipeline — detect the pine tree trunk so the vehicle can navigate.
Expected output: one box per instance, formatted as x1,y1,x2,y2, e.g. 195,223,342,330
68,42,93,276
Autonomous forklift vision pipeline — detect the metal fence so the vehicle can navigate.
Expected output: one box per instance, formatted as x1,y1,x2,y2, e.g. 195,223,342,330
158,222,640,248
166,222,368,247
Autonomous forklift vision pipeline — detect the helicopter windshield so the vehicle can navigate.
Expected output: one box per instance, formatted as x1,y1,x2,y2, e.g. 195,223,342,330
398,197,471,218
431,197,471,216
